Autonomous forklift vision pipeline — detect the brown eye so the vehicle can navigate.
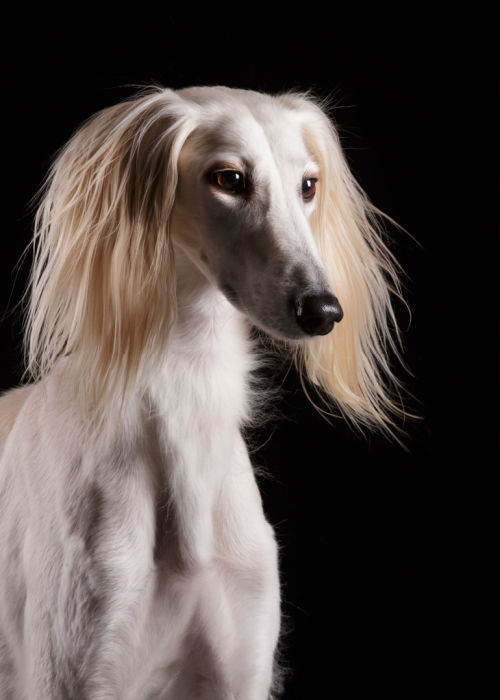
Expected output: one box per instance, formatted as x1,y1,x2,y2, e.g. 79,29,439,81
211,170,247,194
302,177,317,201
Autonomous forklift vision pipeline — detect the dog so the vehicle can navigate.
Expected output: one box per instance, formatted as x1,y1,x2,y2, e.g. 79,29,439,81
0,86,403,699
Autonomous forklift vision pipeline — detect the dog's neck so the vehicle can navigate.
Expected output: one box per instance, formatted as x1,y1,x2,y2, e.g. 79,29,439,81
163,245,252,374
145,246,254,569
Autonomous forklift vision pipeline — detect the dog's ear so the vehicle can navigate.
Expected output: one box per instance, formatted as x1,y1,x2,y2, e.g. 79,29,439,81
285,95,406,436
26,88,195,420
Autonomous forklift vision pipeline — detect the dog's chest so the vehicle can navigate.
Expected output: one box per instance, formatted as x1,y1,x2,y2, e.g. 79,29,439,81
113,440,256,699
120,567,217,699
90,309,260,696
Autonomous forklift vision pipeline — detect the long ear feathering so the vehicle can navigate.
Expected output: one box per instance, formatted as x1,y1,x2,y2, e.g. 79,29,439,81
280,93,407,436
25,88,196,419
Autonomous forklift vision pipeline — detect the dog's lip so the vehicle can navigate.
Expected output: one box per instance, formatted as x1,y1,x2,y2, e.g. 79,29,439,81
221,283,240,306
219,283,339,341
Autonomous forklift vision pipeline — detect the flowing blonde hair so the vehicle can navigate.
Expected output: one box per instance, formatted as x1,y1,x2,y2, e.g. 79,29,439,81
279,93,407,435
26,88,195,416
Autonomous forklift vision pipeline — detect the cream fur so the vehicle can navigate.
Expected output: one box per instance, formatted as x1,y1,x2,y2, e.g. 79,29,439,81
0,86,403,699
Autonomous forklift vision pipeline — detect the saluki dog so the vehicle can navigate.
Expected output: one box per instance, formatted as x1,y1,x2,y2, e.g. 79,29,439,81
0,86,402,699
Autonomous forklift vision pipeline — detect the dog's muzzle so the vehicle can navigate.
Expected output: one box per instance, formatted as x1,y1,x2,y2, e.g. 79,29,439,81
294,292,343,336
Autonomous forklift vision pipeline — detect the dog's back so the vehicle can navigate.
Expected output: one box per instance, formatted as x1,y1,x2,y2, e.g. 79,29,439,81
0,387,32,459
0,386,33,699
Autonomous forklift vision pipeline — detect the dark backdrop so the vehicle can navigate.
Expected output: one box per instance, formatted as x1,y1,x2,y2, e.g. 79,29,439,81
1,8,485,699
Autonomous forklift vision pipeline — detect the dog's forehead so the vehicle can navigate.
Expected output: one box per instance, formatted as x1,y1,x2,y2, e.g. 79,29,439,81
182,93,312,171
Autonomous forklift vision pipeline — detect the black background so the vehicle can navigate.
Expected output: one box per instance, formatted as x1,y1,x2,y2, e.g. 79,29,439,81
0,8,488,699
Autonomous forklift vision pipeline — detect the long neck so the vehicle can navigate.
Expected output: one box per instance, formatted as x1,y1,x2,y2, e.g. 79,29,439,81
146,248,253,568
150,246,252,428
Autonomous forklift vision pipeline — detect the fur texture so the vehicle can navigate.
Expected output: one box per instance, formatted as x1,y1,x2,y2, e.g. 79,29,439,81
0,86,403,699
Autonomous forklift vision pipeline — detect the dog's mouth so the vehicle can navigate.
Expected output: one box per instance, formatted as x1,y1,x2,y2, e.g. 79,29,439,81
220,280,342,340
221,283,240,307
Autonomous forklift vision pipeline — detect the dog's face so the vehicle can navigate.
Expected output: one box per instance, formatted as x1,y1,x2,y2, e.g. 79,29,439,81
172,88,343,340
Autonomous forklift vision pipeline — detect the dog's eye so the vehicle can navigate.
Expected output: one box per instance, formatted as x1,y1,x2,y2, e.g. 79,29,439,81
211,170,247,195
302,178,317,201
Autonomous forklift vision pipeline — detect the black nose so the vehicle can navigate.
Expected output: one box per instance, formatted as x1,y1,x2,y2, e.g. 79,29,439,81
294,292,343,336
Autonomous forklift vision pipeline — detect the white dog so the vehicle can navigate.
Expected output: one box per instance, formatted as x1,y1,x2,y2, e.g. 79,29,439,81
0,86,402,699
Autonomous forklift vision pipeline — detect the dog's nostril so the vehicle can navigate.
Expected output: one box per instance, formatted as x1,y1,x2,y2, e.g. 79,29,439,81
295,293,343,336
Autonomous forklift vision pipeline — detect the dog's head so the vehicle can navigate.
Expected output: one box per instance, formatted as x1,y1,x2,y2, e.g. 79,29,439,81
172,86,343,340
27,86,404,432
